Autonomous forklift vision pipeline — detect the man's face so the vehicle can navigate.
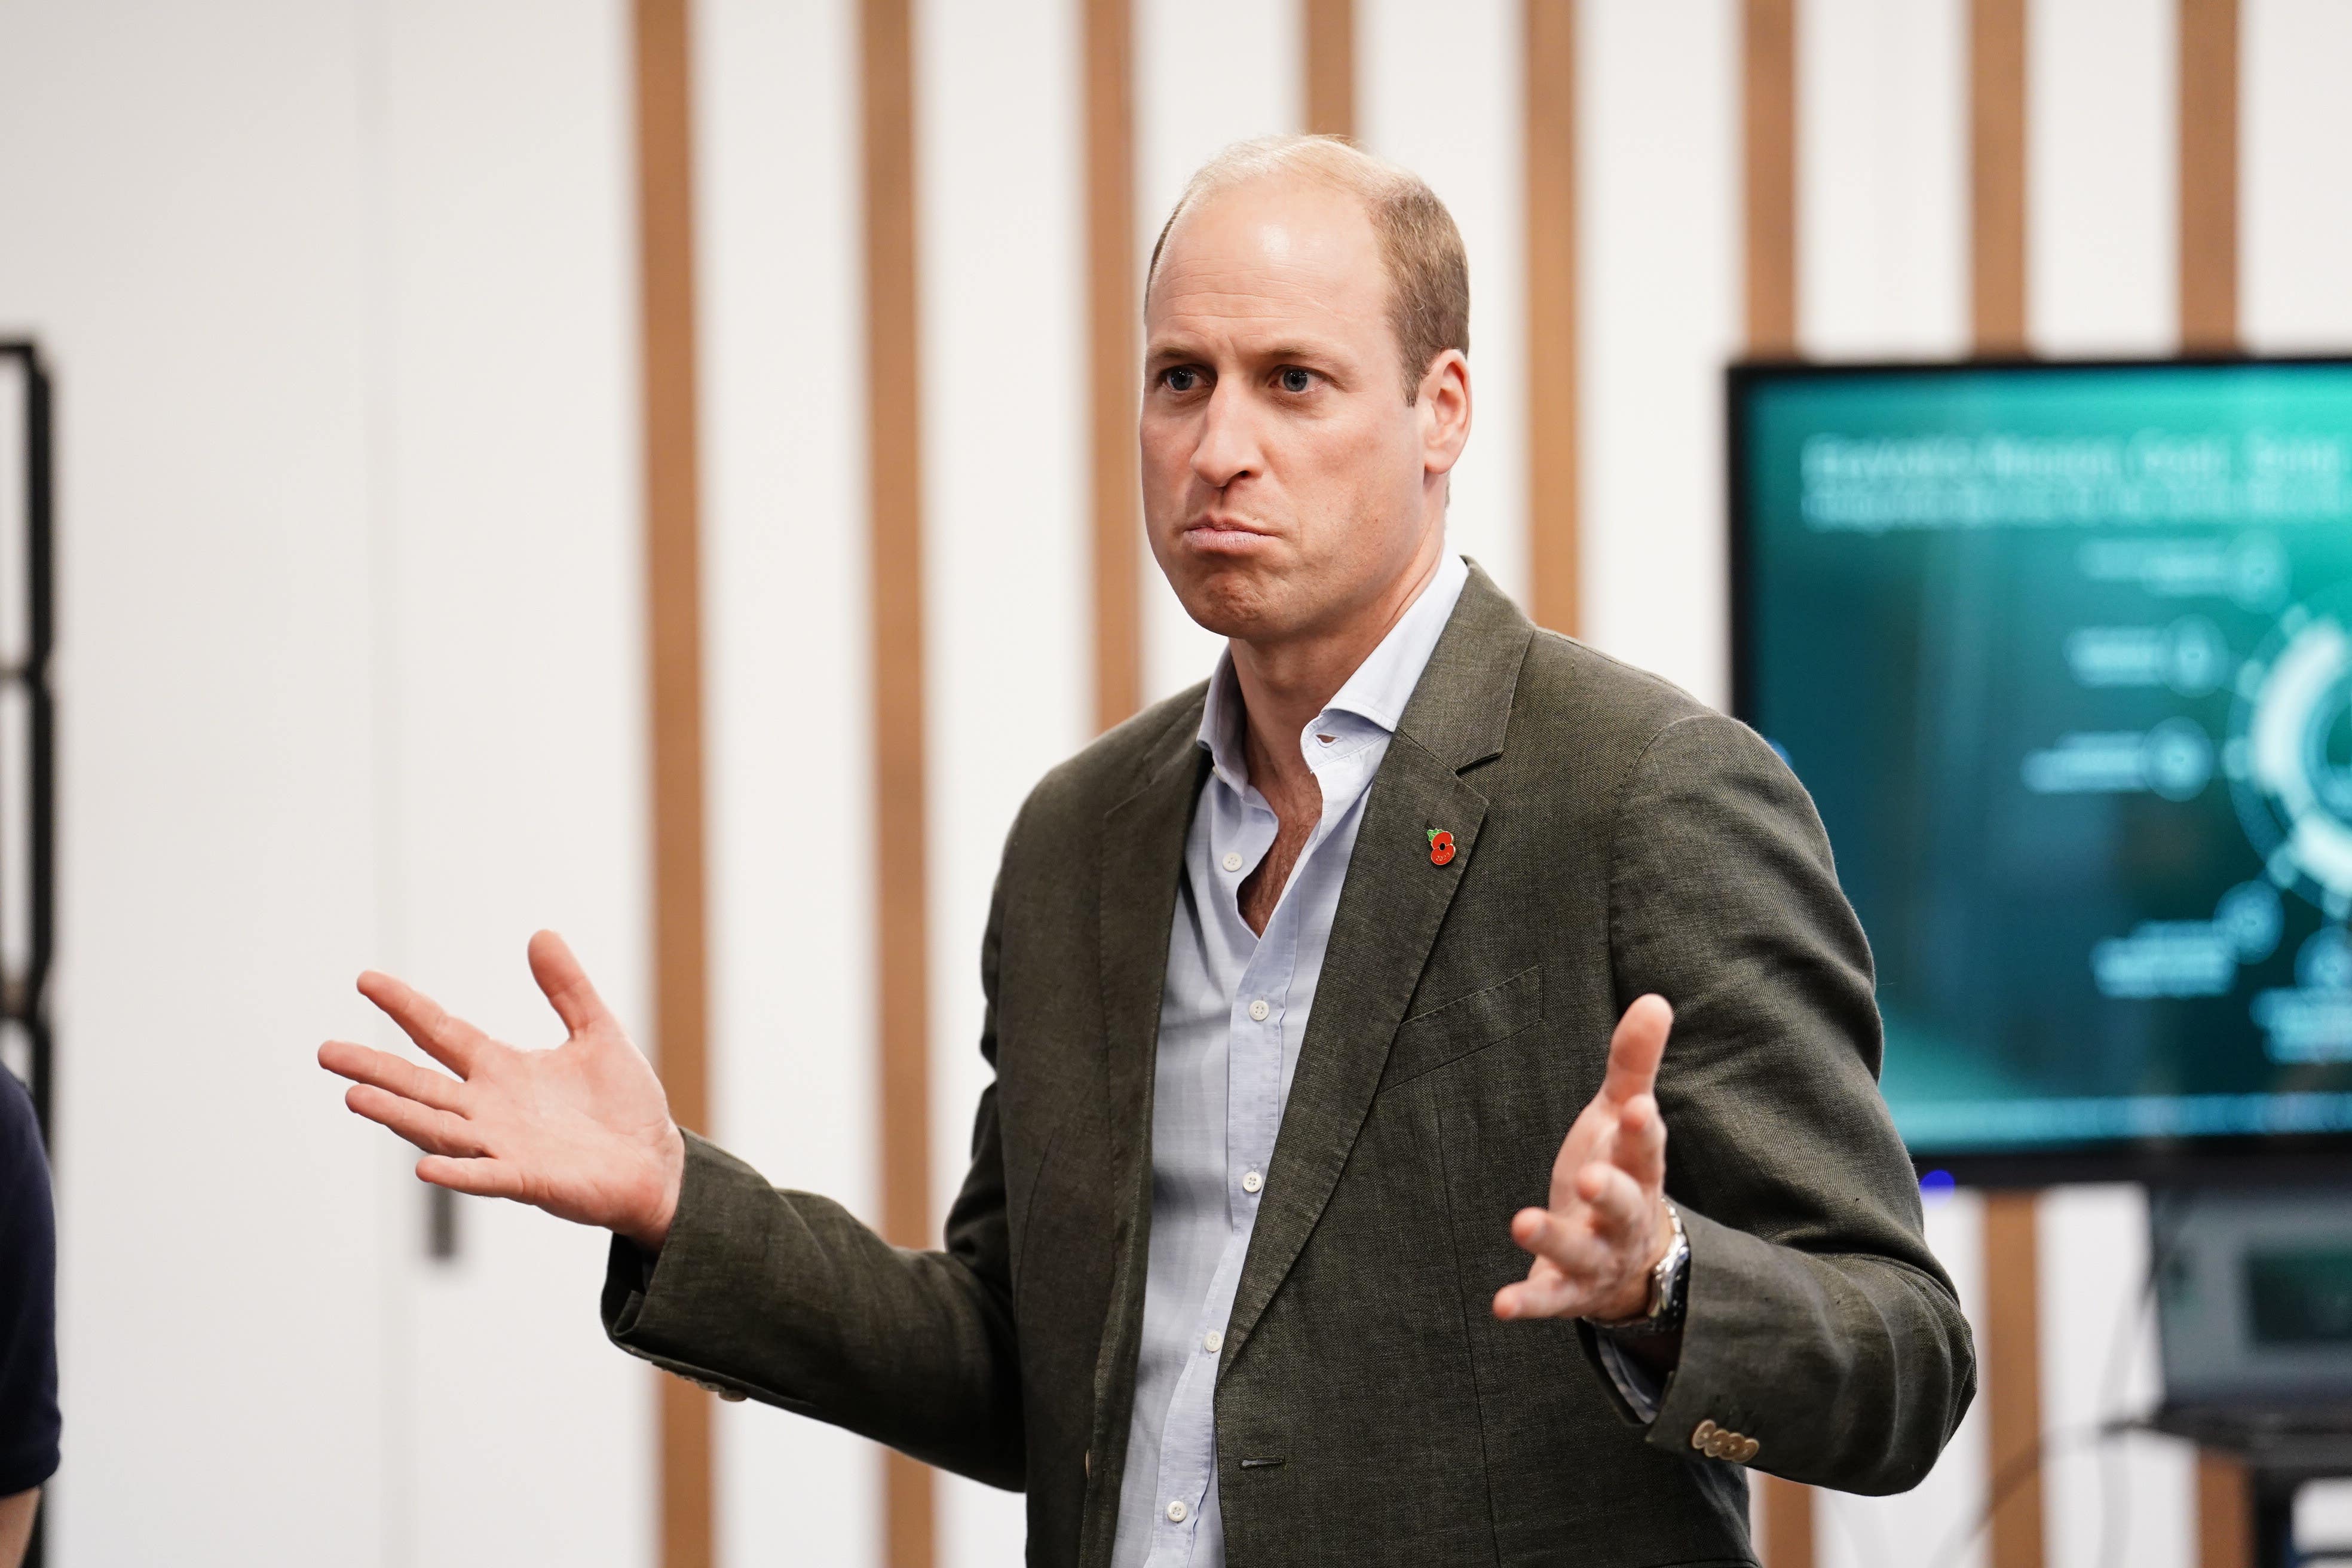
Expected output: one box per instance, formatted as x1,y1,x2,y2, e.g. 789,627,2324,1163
1140,176,1465,647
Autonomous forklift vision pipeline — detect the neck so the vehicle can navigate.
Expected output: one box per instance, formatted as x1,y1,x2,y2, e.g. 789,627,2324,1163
1227,534,1446,795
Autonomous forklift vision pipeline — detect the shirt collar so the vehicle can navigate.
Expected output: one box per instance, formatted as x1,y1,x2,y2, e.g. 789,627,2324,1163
1196,551,1471,791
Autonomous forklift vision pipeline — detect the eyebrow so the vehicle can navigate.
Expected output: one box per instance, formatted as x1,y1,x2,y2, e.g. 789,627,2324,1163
1144,337,1351,370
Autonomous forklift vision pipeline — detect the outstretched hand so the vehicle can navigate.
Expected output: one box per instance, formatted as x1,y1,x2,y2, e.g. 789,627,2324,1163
318,930,687,1252
1493,993,1676,1325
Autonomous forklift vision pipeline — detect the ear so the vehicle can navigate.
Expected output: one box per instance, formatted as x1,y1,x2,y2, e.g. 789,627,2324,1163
1416,348,1472,481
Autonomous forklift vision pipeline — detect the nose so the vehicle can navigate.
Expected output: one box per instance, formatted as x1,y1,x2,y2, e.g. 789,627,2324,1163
1190,380,1263,492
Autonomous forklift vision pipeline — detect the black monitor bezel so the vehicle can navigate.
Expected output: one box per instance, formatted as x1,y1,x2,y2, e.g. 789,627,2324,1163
1726,352,2352,1189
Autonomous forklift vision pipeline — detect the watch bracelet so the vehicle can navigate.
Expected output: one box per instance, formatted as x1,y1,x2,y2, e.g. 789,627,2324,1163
1585,1199,1688,1337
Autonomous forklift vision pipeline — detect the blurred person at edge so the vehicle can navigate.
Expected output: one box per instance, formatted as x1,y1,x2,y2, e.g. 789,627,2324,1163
0,1061,57,1568
321,136,1972,1566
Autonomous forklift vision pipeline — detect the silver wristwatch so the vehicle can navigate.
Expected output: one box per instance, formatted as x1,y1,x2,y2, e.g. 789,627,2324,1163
1587,1199,1689,1337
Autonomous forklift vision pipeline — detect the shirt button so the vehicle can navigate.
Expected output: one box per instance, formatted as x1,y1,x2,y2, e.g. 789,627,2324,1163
1241,1169,1263,1193
1248,999,1270,1022
1222,851,1242,872
1166,1500,1189,1524
1203,1330,1223,1353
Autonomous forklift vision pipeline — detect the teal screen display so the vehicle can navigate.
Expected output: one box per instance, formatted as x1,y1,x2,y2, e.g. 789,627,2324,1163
1735,362,2352,1159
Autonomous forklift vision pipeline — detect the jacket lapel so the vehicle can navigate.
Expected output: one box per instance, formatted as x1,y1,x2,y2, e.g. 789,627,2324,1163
1219,564,1533,1370
1079,702,1209,1566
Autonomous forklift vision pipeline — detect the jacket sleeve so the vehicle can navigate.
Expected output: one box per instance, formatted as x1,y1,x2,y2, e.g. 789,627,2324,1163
1587,710,1977,1495
599,874,1025,1490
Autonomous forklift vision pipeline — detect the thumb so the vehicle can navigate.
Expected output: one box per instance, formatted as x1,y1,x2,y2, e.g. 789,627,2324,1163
1600,994,1673,1105
528,929,614,1039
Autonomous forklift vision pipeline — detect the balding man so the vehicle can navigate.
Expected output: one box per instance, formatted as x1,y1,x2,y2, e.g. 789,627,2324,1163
323,136,1973,1566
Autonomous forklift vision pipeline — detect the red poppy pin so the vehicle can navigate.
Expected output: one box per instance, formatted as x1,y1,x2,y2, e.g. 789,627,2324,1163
1426,828,1456,866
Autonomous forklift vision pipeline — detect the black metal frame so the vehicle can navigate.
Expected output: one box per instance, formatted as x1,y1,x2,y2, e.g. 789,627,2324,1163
1726,353,2352,1188
0,342,55,1146
2,341,56,1568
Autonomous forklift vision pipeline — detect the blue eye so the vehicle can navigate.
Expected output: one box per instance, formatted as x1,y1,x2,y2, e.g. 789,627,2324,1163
1281,368,1312,393
1164,367,1201,393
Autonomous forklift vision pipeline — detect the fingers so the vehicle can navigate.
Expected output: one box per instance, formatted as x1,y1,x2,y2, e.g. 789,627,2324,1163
1516,1166,1649,1267
342,1083,483,1157
1600,993,1673,1105
1500,1165,1660,1319
1493,1266,1587,1321
318,1039,465,1113
356,970,484,1077
1609,1092,1668,1192
528,929,613,1039
415,1154,528,1201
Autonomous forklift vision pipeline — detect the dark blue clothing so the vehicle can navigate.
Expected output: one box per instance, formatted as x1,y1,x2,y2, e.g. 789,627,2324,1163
0,1067,56,1496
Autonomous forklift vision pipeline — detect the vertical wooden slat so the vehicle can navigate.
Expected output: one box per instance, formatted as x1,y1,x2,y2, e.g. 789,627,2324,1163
1304,0,1355,141
861,0,936,1562
1742,0,1798,360
2182,4,2247,1561
632,3,715,1565
1984,1190,2046,1568
1086,0,1141,732
2198,1451,2254,1568
1744,5,1808,1560
2179,0,2240,353
1968,1,2043,1563
1970,0,2030,354
1524,0,1578,636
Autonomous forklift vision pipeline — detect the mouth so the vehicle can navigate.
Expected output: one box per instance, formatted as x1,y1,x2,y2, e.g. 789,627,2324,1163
1182,514,1276,555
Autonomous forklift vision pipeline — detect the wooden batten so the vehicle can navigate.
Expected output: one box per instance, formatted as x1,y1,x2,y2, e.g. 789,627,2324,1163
631,1,715,1563
1524,0,1579,638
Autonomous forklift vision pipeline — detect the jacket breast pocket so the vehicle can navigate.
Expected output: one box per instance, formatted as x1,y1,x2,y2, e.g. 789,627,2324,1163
1376,963,1544,1094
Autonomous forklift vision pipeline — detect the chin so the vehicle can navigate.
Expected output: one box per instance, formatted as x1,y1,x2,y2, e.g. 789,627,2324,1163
1169,563,1282,640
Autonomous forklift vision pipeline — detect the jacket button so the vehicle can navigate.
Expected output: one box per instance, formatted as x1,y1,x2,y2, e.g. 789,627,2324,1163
1689,1419,1719,1451
1083,1448,1092,1480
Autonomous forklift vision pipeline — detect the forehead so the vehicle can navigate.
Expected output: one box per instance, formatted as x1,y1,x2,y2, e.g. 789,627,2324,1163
1144,176,1388,347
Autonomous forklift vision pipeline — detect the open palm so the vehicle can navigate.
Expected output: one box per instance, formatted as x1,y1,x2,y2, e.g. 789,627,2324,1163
318,930,686,1251
1493,993,1674,1324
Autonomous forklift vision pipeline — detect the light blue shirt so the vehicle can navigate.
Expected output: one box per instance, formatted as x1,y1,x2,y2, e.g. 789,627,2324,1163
1110,553,1470,1568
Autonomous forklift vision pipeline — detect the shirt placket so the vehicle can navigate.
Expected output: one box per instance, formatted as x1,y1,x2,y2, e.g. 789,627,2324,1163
1143,785,1281,1565
1147,746,1357,1564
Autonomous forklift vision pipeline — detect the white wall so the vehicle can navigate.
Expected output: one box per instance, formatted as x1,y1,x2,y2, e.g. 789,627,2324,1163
367,3,654,1564
0,0,656,1561
1575,0,1740,708
0,3,390,1559
1799,0,1970,362
915,0,1091,1562
2243,0,2352,352
693,1,881,1564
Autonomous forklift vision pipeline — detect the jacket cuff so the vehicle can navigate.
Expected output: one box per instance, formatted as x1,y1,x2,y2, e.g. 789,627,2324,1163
597,1130,815,1412
1630,1205,1801,1466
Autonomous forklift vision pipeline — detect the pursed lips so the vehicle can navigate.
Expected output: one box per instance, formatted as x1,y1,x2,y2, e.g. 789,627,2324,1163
1183,514,1277,552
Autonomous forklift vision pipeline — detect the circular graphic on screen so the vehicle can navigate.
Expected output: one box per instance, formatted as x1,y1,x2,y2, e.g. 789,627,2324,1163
2227,592,2352,918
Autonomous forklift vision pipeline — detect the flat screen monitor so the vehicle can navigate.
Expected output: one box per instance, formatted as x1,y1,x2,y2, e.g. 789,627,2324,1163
1730,358,2352,1181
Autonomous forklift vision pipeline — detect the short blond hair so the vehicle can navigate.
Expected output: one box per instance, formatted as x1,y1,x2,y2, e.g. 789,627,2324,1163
1146,135,1469,403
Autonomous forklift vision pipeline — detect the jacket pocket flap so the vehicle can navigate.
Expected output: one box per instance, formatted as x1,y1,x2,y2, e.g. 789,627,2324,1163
1378,963,1544,1093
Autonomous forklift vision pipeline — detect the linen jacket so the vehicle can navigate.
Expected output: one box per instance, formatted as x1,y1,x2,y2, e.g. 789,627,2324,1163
601,564,1977,1568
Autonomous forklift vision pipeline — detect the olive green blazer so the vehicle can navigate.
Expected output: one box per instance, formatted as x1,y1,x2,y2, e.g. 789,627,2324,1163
602,564,1976,1567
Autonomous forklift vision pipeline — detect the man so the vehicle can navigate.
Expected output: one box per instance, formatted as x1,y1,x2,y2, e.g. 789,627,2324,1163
322,136,1973,1564
0,1062,57,1568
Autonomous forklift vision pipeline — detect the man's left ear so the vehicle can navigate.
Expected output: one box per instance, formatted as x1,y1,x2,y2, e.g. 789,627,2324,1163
1417,349,1472,477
